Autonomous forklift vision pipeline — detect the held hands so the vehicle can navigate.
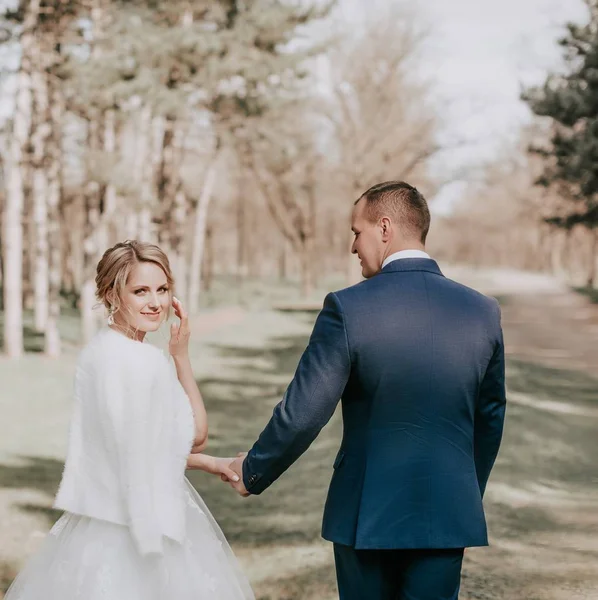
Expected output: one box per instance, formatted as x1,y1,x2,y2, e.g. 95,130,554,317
186,453,240,482
223,452,250,498
210,457,242,483
191,452,250,497
169,296,190,358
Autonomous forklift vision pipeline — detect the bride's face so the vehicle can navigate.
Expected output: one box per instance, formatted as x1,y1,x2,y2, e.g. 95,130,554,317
113,262,171,336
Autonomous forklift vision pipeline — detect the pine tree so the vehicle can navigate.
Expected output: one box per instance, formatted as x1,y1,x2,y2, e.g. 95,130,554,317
524,1,598,265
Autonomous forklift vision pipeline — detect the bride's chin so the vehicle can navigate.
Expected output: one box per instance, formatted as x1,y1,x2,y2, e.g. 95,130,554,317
129,318,160,333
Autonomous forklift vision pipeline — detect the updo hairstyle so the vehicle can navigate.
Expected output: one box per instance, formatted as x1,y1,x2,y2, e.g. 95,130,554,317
95,240,174,321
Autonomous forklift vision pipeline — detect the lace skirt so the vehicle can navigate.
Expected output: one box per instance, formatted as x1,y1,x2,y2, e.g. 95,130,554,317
5,479,255,600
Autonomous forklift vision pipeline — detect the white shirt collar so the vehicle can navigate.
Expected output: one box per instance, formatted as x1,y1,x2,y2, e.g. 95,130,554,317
382,250,431,270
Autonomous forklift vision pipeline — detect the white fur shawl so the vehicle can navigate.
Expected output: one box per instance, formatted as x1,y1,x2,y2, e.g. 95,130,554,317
54,327,195,556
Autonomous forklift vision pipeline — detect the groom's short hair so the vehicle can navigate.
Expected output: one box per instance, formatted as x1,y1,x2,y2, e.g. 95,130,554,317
358,181,430,244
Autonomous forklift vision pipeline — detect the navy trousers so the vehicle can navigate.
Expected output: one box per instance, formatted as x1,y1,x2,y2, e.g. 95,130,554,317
333,544,464,600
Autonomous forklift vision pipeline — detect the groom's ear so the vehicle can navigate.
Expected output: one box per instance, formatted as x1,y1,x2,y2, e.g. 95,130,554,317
380,216,392,241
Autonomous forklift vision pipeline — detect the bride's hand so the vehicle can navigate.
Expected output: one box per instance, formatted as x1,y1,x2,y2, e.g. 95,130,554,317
169,296,190,358
211,457,240,482
186,454,240,482
219,452,247,482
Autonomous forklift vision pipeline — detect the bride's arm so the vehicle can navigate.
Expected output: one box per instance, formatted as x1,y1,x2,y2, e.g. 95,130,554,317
170,297,208,452
173,354,208,452
186,452,240,482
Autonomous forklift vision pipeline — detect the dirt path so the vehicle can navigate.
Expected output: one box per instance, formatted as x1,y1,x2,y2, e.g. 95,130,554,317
446,268,598,600
190,306,247,337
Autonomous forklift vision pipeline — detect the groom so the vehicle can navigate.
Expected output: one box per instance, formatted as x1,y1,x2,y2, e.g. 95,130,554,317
228,181,506,600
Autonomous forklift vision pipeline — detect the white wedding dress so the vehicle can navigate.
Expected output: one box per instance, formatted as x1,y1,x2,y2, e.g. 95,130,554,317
4,328,255,600
5,480,254,600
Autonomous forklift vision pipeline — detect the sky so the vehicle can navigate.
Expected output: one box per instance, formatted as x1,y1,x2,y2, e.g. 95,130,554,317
337,0,589,212
0,0,591,212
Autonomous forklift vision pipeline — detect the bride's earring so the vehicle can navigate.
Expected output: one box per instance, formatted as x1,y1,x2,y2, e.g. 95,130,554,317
107,306,115,326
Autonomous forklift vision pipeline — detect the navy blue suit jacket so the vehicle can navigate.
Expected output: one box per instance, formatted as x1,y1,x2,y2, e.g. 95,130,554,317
243,259,506,549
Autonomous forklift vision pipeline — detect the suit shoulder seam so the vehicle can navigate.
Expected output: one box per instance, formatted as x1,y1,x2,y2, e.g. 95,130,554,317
330,292,352,364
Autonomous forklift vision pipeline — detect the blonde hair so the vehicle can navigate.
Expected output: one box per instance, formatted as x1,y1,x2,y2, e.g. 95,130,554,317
95,240,175,323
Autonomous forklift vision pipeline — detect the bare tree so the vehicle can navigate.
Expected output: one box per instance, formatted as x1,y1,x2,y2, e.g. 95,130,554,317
30,40,51,333
3,0,40,358
323,12,438,194
80,115,103,342
188,150,220,313
45,75,65,357
320,9,440,282
244,128,319,298
428,134,598,285
156,116,190,303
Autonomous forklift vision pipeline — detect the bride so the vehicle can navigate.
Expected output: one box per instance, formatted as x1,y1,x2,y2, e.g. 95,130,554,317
5,240,255,600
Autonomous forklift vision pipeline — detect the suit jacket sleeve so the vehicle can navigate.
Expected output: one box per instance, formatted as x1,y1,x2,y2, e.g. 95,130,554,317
474,300,507,498
243,292,351,495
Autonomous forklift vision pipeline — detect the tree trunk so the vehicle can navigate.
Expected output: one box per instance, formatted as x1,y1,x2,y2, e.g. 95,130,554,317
96,108,117,250
45,78,64,357
247,199,260,278
23,199,35,310
159,117,189,304
32,164,49,332
66,198,85,297
279,239,287,280
171,189,189,306
129,105,153,240
81,279,97,342
345,209,359,284
138,208,152,242
0,192,4,297
83,3,115,337
157,116,183,253
103,109,117,215
124,212,138,240
586,227,598,289
188,157,218,314
31,49,51,333
202,224,214,293
299,239,314,298
3,152,26,356
563,227,573,280
550,227,565,277
3,0,38,357
236,175,246,278
82,116,102,343
305,168,317,292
